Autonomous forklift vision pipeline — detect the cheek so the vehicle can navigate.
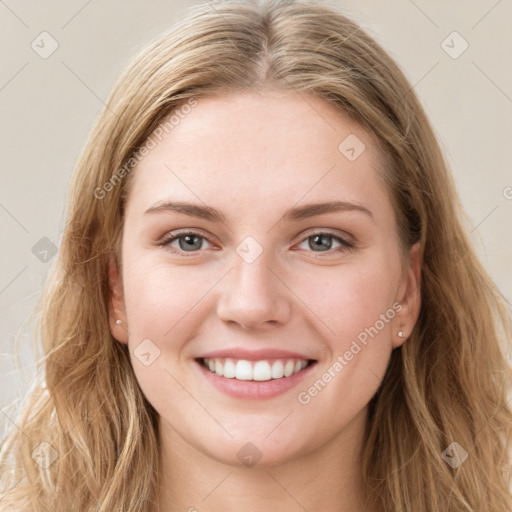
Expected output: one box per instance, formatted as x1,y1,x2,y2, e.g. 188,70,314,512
293,258,400,344
292,254,401,412
123,256,219,341
120,256,221,412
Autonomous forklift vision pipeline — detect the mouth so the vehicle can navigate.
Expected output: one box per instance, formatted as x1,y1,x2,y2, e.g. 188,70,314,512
196,357,317,381
193,348,319,399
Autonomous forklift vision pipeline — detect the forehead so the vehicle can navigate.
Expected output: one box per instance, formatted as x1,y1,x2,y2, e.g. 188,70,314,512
126,90,391,220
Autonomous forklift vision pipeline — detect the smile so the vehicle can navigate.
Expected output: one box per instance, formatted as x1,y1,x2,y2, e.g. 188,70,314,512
200,357,314,381
195,356,318,400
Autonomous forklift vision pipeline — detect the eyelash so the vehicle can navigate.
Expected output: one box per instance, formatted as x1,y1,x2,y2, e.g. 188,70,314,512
156,229,355,257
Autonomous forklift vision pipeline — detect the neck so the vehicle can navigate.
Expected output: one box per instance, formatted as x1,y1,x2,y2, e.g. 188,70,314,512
154,407,378,512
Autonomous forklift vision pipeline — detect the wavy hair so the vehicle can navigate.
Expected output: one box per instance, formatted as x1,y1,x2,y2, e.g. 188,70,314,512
1,0,511,510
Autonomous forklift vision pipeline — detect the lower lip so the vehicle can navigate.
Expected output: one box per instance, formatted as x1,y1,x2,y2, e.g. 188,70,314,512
195,360,317,400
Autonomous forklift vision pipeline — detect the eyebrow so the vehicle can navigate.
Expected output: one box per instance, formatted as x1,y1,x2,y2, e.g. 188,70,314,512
144,199,373,223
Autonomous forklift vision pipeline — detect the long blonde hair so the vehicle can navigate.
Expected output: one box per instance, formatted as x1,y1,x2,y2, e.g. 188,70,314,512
1,1,511,510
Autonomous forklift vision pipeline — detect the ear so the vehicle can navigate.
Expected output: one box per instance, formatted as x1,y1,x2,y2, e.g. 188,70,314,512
108,254,129,345
392,242,421,348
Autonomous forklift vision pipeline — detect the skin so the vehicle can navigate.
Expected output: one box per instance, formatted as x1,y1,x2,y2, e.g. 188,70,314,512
108,88,421,512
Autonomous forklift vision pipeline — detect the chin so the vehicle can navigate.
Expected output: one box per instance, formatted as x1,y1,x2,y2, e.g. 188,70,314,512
181,431,301,469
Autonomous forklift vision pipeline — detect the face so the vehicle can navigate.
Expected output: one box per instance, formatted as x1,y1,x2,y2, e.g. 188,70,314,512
109,89,420,467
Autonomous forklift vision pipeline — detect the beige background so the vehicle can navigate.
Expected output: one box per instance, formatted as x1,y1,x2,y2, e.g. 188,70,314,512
1,0,511,434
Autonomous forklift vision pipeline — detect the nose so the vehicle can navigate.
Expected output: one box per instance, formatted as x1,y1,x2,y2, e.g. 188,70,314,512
216,256,291,331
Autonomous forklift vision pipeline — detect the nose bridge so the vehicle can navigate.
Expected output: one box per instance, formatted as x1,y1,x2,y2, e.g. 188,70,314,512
230,232,279,296
216,246,290,328
234,254,275,296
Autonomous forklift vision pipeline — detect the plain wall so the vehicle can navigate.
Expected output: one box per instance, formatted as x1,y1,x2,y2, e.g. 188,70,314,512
1,0,511,433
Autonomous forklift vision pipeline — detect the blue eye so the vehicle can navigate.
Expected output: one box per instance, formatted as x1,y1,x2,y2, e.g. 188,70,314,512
161,232,212,252
297,232,352,253
158,230,353,256
177,234,204,251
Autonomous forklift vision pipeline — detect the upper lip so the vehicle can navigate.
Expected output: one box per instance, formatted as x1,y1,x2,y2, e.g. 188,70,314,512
196,348,317,361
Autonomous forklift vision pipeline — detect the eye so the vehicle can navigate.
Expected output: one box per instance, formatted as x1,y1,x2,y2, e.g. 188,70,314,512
158,231,213,253
157,230,354,256
296,232,353,253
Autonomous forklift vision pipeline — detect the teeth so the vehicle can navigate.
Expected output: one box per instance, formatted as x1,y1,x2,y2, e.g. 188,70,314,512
223,358,236,378
253,361,272,381
284,360,295,377
215,359,224,376
271,360,284,379
235,360,253,380
202,357,309,381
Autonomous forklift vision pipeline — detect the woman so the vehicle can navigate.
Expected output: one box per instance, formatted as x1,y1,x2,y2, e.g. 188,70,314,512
1,0,511,510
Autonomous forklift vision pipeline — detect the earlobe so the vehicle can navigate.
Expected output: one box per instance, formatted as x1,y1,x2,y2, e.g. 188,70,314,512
393,242,422,348
108,255,129,345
